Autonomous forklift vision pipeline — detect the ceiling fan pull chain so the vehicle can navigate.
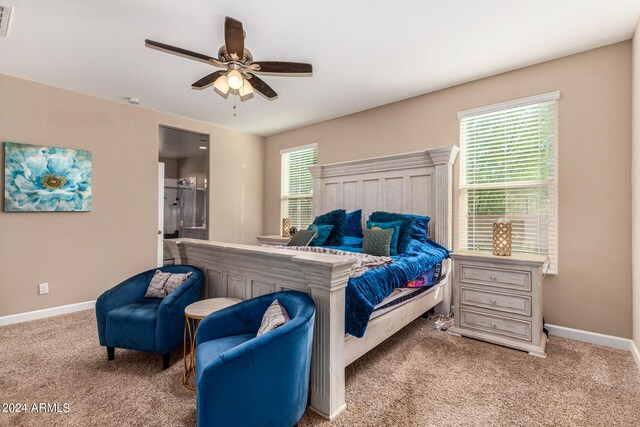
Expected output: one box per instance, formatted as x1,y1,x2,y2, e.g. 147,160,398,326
233,94,237,117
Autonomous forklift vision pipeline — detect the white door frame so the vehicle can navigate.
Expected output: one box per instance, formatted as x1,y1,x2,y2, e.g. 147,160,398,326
158,162,165,267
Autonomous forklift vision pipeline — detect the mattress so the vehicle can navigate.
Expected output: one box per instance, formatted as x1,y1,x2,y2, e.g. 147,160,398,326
370,263,448,320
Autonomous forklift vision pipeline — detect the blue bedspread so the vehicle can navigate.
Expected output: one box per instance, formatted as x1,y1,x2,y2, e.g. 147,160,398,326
338,239,449,337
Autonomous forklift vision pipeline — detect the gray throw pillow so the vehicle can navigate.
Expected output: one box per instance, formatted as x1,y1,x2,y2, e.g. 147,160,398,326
144,270,171,298
164,272,193,295
257,299,291,336
362,227,394,257
287,229,317,247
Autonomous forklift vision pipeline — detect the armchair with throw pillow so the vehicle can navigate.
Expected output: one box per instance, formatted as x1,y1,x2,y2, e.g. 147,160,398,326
95,265,203,369
195,291,315,427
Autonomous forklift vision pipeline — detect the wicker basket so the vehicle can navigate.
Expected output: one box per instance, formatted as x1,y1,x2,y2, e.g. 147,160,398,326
282,218,291,238
492,222,512,256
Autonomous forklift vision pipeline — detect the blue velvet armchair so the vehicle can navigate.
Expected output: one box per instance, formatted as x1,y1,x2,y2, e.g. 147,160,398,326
95,265,203,369
195,291,315,427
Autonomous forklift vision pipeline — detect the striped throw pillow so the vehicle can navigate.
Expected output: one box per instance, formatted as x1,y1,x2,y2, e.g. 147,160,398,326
287,229,317,247
257,300,291,336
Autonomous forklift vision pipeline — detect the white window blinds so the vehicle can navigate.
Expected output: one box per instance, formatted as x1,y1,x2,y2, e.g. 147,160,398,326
459,93,558,274
281,145,318,230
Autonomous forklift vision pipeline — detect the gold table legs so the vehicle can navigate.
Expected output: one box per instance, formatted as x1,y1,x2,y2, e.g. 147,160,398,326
181,298,242,391
182,314,199,391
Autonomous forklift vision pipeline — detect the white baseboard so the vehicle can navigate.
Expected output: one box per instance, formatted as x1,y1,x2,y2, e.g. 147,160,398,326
631,340,640,370
545,323,633,351
0,300,96,326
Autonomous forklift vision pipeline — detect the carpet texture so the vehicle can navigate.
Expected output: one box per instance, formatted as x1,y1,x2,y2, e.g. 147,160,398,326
1,310,638,426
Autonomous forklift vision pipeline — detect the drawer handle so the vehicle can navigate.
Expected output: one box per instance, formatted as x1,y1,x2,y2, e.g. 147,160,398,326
490,275,496,280
490,322,497,328
489,298,497,304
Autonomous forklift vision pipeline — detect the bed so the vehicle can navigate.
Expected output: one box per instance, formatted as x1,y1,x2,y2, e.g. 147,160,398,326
165,145,459,419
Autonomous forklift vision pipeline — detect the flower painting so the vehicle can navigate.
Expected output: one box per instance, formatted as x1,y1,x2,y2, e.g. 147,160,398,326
4,142,92,212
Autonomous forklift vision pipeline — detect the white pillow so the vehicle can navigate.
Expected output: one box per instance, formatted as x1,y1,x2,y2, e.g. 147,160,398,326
257,299,291,336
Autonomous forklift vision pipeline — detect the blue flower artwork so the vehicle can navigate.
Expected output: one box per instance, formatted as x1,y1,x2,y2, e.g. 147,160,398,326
4,142,92,212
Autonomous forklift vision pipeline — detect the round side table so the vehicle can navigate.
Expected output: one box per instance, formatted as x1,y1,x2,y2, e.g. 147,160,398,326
182,298,241,391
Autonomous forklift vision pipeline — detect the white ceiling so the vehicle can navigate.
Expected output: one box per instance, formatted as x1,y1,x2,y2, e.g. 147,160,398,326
1,1,639,137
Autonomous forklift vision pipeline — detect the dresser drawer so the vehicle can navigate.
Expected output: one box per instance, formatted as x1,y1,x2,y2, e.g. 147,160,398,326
460,287,531,316
459,309,532,341
460,264,531,292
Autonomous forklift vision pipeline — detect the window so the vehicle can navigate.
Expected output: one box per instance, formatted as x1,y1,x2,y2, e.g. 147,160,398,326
281,144,318,231
458,92,558,273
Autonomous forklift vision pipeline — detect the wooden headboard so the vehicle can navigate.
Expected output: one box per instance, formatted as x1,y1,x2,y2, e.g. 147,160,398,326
308,146,459,248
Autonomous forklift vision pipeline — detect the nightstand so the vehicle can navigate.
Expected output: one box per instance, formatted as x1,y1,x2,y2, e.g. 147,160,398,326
256,235,291,245
449,250,547,357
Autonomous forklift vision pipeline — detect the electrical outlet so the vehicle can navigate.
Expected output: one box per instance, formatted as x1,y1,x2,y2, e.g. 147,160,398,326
38,283,49,295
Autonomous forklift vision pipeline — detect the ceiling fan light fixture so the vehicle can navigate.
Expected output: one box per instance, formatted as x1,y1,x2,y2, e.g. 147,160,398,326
146,16,312,102
239,80,253,98
213,74,230,95
226,69,243,90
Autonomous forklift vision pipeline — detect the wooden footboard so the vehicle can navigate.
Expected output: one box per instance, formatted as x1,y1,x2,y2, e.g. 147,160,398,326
166,240,452,420
166,239,355,419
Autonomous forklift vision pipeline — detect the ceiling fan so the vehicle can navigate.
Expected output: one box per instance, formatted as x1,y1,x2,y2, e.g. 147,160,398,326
145,16,312,101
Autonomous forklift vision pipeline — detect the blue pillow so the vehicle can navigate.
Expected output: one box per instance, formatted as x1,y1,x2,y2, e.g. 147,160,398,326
368,212,431,254
312,209,346,246
307,224,333,246
342,236,363,247
344,209,363,238
366,220,402,256
402,214,431,242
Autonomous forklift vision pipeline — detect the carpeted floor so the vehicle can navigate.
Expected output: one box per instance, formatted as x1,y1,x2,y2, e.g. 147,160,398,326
0,310,638,427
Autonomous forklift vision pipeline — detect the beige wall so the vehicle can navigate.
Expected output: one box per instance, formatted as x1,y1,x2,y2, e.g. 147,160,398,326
178,153,208,188
0,74,264,317
159,156,178,179
633,21,640,350
265,42,633,338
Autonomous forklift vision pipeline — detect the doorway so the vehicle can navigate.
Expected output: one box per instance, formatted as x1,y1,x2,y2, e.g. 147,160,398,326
158,126,210,266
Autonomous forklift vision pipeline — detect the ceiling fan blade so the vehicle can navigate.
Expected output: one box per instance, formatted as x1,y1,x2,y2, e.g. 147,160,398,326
247,74,277,99
192,71,226,88
251,61,313,74
145,39,223,67
224,17,245,60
